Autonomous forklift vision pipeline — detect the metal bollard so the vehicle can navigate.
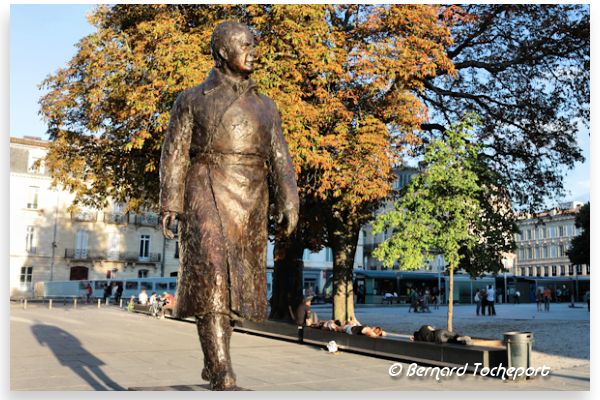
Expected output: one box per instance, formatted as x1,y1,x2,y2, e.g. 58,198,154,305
97,299,101,308
119,299,123,308
49,299,53,310
503,331,534,380
73,298,77,309
23,299,27,309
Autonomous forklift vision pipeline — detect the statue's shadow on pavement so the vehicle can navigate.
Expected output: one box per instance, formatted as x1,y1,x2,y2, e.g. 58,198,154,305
31,323,124,391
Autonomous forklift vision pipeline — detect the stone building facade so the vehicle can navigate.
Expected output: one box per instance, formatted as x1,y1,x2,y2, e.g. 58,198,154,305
9,137,178,297
10,136,352,298
513,202,588,279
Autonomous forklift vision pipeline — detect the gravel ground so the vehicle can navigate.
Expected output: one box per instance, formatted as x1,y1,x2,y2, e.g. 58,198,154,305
314,302,590,371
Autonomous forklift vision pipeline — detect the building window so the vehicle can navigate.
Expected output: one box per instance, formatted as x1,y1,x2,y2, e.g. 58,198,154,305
326,248,333,262
521,267,527,276
559,226,565,237
25,226,35,253
529,267,534,276
586,265,590,274
139,235,150,260
28,155,45,174
568,265,574,275
558,244,565,257
551,245,557,258
576,264,582,274
543,266,548,276
535,247,541,259
552,265,557,276
174,241,179,259
75,230,89,259
69,266,89,281
560,265,565,276
527,229,532,240
527,248,533,259
26,186,39,209
543,246,548,259
20,266,33,289
138,269,149,278
107,234,120,260
303,249,310,261
541,227,547,239
536,266,541,276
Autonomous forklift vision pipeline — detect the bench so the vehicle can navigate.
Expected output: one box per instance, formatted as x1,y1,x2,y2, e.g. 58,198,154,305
234,320,507,372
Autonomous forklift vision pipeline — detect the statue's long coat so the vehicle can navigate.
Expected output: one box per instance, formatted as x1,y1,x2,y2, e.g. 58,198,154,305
159,68,299,321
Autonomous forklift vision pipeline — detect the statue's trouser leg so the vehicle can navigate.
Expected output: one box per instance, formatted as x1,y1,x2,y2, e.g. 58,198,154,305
196,313,236,390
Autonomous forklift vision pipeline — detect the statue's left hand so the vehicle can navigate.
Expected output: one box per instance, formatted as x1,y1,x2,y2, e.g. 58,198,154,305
277,207,298,237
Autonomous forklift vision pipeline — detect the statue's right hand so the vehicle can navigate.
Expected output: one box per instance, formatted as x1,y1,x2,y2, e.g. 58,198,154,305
161,211,178,240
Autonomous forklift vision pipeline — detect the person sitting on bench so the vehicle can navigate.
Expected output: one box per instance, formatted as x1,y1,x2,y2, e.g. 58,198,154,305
346,325,387,337
295,296,318,326
409,325,472,345
321,319,343,332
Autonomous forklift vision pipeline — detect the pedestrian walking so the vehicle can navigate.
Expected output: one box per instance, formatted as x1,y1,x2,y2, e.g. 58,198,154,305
480,287,487,316
102,284,111,303
115,283,123,305
543,287,551,312
431,286,439,310
514,290,520,304
474,290,482,316
85,283,93,303
408,289,419,313
584,291,590,312
486,285,496,316
536,287,543,312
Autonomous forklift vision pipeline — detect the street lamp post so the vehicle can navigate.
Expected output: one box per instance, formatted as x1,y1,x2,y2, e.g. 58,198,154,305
49,189,60,281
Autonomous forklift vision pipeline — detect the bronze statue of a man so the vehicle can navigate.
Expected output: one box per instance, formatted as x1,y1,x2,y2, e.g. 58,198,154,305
159,21,299,390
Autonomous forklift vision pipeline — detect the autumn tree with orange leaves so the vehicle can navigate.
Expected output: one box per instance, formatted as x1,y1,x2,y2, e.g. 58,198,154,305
40,4,456,322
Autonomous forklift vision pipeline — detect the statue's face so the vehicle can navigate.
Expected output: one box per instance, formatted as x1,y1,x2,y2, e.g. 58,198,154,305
223,28,256,74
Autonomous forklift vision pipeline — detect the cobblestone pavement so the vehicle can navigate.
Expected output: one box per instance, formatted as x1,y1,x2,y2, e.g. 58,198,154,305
10,302,589,391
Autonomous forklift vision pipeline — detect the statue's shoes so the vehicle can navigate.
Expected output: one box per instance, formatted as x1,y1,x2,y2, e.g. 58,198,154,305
210,371,237,391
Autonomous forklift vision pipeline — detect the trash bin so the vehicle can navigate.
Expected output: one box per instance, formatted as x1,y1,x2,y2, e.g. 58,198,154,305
503,331,534,379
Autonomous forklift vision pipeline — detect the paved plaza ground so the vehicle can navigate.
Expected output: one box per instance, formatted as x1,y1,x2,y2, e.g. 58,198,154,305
10,301,589,391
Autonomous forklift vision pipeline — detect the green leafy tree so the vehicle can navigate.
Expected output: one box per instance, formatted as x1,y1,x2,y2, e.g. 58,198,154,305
567,202,590,266
372,117,515,331
421,4,589,213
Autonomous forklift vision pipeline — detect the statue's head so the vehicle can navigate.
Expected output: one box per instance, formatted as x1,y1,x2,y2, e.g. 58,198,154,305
211,21,256,75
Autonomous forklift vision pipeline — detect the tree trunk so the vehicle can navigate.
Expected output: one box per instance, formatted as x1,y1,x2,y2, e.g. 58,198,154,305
269,232,304,321
328,213,360,323
447,263,454,332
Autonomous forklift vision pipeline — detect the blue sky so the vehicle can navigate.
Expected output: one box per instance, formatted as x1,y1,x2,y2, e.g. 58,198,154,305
8,4,590,205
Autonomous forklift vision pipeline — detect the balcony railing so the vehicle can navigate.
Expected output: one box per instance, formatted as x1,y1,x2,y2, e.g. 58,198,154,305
65,248,161,263
104,212,126,224
71,210,98,222
64,248,103,260
120,252,162,263
134,212,159,226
